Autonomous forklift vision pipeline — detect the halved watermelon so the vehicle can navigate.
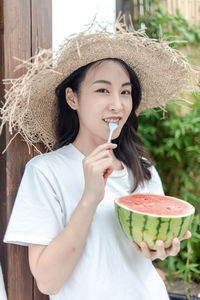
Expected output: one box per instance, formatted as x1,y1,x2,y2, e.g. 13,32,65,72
115,194,195,250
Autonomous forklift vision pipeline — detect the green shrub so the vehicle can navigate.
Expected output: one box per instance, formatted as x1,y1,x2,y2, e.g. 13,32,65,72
138,96,200,286
139,97,200,211
133,1,200,291
133,0,200,51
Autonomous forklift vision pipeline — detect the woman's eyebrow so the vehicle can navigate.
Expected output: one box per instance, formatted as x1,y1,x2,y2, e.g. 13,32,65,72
92,80,132,87
122,82,132,87
92,80,111,85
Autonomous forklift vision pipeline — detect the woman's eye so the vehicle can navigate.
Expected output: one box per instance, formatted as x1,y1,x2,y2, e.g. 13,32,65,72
121,90,131,95
96,88,109,93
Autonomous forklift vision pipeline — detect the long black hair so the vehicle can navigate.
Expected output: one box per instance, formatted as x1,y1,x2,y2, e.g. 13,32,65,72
55,58,152,191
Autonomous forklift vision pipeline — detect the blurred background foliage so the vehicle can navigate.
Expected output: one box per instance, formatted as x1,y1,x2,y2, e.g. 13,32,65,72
130,0,200,292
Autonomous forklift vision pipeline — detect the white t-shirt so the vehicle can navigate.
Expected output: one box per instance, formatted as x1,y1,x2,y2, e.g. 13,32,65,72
4,144,169,300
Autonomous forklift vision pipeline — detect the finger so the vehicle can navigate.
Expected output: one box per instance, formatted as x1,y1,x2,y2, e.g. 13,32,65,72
83,156,114,180
166,238,180,257
133,242,142,253
84,150,111,166
83,150,114,173
140,242,152,259
93,157,115,177
155,240,166,261
88,143,117,158
103,167,113,179
180,230,192,241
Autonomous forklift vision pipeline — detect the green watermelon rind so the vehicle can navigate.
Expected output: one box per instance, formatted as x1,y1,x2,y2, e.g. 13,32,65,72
115,194,195,250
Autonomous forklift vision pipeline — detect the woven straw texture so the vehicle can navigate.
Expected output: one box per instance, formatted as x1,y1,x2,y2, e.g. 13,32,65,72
0,20,199,153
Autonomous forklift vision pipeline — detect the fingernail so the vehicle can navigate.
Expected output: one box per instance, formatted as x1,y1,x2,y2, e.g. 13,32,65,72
156,240,163,247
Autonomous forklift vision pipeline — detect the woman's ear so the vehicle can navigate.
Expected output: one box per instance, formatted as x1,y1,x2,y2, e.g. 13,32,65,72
65,87,79,110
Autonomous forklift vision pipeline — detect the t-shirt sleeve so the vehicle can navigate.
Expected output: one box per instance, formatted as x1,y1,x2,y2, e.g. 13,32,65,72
3,161,64,246
147,165,165,196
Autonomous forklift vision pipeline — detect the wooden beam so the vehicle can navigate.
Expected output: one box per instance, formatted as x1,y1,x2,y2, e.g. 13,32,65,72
116,0,133,24
32,3,52,297
0,0,33,298
0,0,52,299
31,0,52,55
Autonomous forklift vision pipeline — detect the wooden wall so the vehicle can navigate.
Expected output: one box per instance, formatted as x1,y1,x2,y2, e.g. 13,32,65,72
0,0,52,299
166,0,200,25
131,0,200,25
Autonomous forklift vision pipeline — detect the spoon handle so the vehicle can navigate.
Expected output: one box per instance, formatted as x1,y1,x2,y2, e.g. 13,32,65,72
107,129,114,143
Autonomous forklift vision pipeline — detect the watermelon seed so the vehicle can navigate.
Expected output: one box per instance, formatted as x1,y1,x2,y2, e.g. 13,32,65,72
166,207,171,210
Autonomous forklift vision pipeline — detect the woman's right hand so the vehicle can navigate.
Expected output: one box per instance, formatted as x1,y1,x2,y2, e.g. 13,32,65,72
82,143,117,205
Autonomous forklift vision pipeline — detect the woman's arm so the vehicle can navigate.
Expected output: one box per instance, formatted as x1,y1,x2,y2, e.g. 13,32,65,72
29,193,98,295
28,143,117,295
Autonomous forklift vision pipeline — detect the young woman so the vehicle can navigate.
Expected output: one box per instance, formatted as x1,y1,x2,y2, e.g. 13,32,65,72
2,23,197,300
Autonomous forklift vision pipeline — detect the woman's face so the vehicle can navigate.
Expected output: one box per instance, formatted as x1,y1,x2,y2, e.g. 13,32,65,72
66,60,133,148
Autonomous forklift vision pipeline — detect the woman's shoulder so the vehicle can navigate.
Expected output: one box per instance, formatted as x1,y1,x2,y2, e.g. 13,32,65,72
147,164,164,195
149,164,160,178
141,157,159,178
139,157,164,194
26,144,76,171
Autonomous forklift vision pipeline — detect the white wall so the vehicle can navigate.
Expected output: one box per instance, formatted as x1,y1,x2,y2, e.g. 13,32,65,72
52,0,116,52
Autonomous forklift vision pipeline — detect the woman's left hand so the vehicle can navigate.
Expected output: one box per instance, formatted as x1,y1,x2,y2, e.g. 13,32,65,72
133,231,192,261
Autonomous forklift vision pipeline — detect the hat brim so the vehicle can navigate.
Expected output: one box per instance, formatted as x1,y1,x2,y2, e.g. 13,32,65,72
1,30,200,152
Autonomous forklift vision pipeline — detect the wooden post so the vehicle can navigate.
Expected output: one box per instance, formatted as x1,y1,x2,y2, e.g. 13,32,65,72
158,0,200,25
129,0,152,25
116,0,133,26
0,0,52,299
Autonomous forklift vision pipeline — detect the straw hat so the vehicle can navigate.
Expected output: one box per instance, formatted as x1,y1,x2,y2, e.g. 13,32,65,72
0,19,199,153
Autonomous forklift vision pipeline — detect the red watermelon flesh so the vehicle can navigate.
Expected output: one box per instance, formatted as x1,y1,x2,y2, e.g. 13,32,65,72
118,194,192,216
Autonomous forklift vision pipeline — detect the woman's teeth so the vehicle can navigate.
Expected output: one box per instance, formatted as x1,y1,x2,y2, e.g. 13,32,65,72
103,118,120,123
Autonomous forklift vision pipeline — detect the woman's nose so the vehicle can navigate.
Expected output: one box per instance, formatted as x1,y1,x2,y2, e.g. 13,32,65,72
109,95,123,111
